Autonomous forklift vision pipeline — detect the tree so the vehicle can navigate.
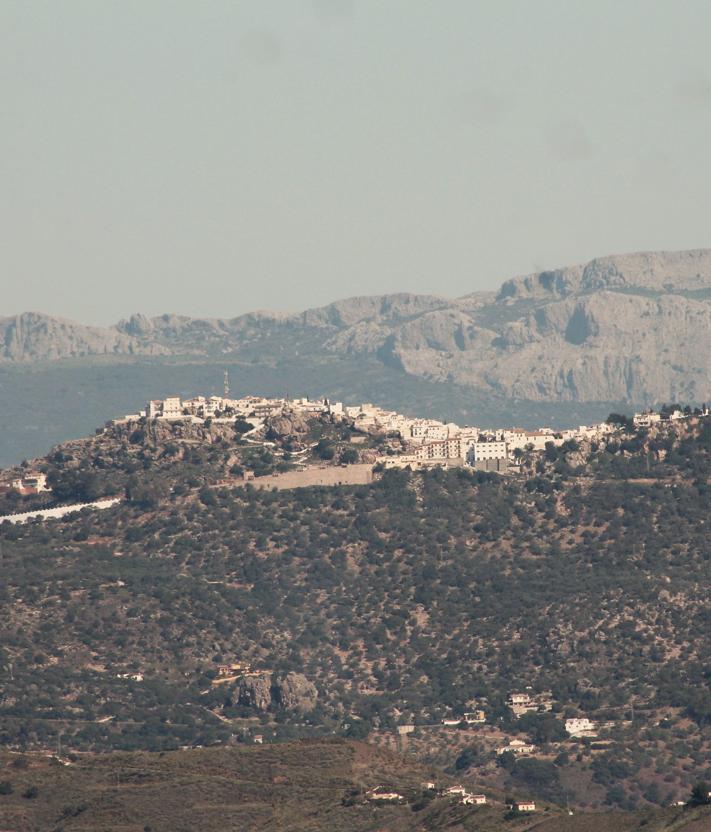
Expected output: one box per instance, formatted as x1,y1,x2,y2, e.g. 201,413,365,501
497,750,516,772
234,418,252,435
339,448,359,465
689,781,711,806
518,712,567,745
48,469,106,502
606,413,634,432
455,745,484,771
315,440,335,461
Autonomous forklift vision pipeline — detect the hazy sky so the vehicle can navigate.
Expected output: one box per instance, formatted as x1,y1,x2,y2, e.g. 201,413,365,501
3,1,711,325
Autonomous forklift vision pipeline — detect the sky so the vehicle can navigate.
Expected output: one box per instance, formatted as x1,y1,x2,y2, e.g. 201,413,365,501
2,0,711,325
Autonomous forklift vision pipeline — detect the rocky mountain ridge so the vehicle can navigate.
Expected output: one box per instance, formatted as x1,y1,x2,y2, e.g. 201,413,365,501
5,248,711,404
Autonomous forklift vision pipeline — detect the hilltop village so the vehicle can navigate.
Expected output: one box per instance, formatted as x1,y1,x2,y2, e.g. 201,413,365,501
0,391,703,512
0,382,705,532
118,393,699,476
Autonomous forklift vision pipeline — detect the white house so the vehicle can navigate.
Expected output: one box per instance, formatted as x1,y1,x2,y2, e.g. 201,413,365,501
523,431,555,451
565,717,596,736
9,472,49,494
462,794,487,805
633,411,662,428
497,739,535,756
367,788,403,801
508,692,532,706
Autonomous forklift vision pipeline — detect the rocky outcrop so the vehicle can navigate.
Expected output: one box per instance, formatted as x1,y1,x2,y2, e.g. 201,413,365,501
0,312,169,362
237,674,272,711
236,672,318,713
7,248,711,405
272,673,318,713
265,412,313,438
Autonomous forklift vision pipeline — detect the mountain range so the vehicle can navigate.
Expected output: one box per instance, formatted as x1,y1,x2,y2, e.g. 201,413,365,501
3,248,711,404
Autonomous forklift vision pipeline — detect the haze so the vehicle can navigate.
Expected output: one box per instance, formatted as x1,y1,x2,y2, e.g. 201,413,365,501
2,0,711,325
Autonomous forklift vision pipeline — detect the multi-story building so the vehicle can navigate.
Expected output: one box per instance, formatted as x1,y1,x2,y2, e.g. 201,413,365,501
633,411,662,428
146,397,184,419
467,440,508,462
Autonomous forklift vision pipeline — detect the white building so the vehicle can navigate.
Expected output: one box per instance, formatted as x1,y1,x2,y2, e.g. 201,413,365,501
565,717,596,736
467,440,508,462
162,397,183,418
367,788,403,801
497,739,535,756
500,428,528,449
462,794,487,805
523,431,555,451
146,397,184,419
396,724,415,735
633,411,662,428
414,439,463,461
9,472,50,494
292,397,328,415
410,420,448,442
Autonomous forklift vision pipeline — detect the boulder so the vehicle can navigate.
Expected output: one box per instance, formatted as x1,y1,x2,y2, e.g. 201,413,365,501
237,674,272,711
273,673,318,713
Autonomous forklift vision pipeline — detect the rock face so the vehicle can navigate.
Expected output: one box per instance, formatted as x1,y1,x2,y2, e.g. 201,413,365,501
236,672,318,713
266,412,313,438
237,675,273,711
273,673,318,713
0,312,169,361
6,248,711,404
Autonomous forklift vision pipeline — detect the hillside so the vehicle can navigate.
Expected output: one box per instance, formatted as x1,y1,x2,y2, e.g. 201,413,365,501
1,741,708,832
2,412,711,812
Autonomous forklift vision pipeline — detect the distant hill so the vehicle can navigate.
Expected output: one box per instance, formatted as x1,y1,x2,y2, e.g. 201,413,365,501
3,249,711,405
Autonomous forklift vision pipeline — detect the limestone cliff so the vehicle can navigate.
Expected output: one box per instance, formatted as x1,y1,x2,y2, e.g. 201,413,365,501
5,248,711,405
